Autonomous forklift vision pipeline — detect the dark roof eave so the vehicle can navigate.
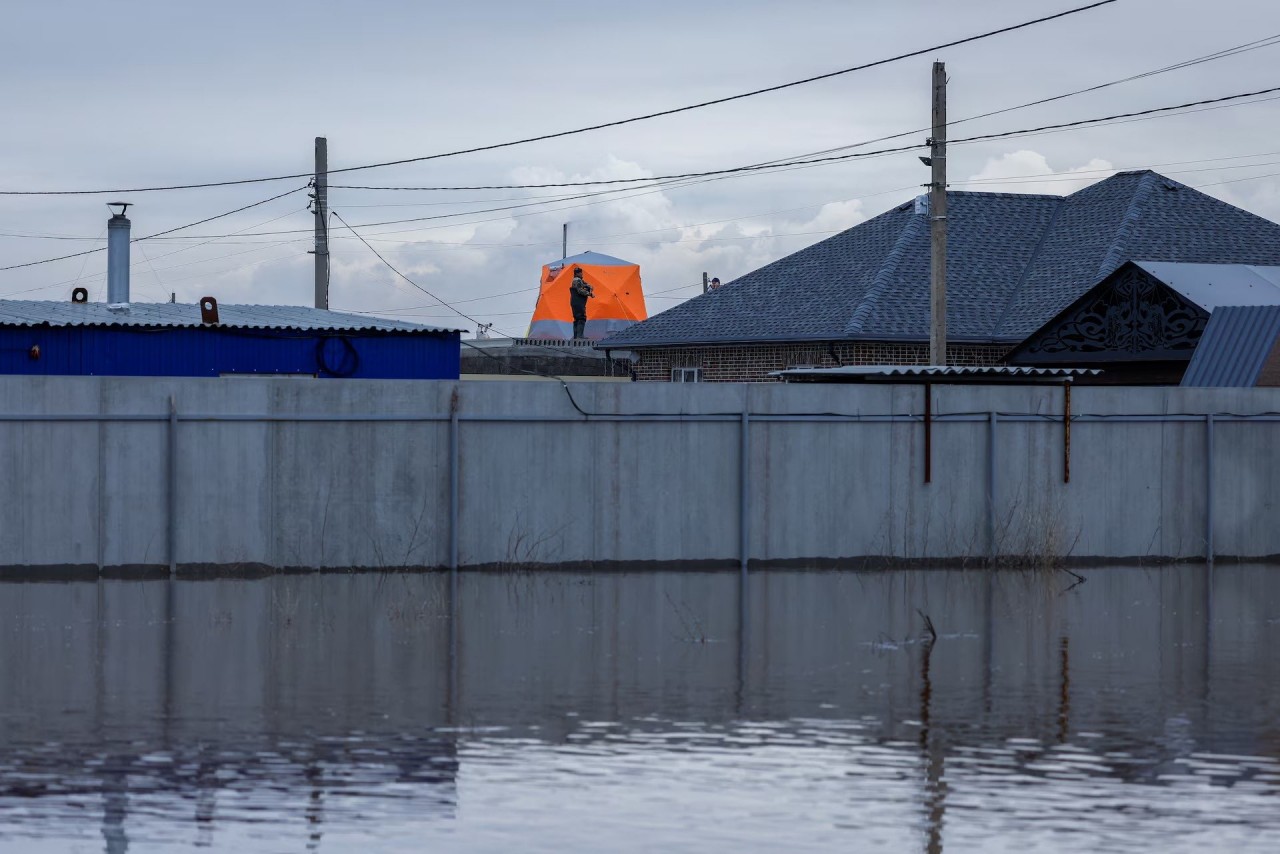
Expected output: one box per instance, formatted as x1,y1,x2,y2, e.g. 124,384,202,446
599,333,1023,349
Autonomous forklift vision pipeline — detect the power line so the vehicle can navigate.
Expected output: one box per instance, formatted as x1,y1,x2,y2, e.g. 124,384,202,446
0,2,1118,197
186,83,1280,243
950,86,1280,147
332,32,1280,194
32,74,1279,252
0,186,308,273
331,209,483,327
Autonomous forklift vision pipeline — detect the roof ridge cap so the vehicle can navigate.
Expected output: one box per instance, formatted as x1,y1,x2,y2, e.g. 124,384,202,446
947,189,1065,200
845,208,926,335
1094,171,1160,279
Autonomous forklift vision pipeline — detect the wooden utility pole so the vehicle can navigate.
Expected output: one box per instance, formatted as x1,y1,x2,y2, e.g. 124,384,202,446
929,62,948,366
314,137,329,309
562,223,569,259
703,271,710,294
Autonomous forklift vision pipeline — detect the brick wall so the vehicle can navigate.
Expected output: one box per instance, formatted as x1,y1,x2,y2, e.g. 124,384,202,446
632,341,1013,382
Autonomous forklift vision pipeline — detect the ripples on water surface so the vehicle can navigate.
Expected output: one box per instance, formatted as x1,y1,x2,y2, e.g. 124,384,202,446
1,566,1278,852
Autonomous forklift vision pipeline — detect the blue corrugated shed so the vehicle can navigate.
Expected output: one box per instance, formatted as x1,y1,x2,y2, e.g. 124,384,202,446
603,171,1280,348
0,301,462,379
1181,305,1280,387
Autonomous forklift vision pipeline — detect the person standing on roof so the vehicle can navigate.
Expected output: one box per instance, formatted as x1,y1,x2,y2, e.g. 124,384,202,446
569,266,595,339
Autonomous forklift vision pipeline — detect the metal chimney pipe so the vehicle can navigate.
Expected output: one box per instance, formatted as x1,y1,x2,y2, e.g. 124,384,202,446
107,202,131,305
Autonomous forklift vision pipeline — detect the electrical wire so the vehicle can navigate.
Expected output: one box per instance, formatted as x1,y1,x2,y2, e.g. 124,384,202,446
332,33,1280,195
330,209,483,326
139,82,1280,246
0,2,1117,197
0,186,308,273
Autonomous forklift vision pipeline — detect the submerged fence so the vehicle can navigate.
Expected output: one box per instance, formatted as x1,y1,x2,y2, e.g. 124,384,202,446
0,376,1277,574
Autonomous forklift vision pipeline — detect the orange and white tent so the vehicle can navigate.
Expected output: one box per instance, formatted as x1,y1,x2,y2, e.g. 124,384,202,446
527,251,648,340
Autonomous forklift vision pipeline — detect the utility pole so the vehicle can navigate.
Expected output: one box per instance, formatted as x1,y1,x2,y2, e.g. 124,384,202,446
314,136,329,310
702,271,710,294
562,223,569,260
928,62,948,366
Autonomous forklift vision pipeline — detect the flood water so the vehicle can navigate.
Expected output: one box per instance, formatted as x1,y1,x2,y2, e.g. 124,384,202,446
1,566,1278,852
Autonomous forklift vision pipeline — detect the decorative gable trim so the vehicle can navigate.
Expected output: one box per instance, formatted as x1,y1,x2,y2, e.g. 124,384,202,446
1010,262,1208,364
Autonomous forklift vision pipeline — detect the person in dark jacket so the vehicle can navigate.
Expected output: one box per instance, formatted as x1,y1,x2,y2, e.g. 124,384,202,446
569,266,594,339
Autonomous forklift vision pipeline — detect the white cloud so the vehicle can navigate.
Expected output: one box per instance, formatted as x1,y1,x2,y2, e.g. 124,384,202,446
966,150,1115,196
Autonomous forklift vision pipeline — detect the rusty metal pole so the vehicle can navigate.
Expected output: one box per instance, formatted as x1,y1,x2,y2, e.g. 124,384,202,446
1063,381,1072,484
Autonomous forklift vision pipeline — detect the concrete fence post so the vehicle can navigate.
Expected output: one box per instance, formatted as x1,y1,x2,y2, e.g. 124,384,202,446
988,411,999,561
449,408,460,576
740,408,750,575
1206,413,1215,565
167,397,178,577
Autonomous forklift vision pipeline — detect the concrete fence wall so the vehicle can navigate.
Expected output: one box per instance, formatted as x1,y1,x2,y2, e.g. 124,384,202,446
1,376,1278,573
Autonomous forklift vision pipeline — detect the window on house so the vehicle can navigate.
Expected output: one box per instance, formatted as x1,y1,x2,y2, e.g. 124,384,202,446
671,367,703,383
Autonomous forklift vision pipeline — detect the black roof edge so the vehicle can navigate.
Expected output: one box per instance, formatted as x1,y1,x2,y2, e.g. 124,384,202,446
597,334,1023,349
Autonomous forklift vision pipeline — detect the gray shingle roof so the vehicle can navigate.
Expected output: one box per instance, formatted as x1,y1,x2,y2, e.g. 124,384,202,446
0,301,461,334
1181,305,1280,387
603,171,1280,348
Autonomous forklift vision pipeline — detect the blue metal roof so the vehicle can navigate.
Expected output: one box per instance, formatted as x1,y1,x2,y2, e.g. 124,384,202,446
1181,305,1280,387
602,171,1280,348
0,301,462,333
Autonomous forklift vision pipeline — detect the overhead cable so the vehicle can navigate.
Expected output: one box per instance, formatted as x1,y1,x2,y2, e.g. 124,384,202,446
0,1,1118,196
331,209,486,326
0,186,308,273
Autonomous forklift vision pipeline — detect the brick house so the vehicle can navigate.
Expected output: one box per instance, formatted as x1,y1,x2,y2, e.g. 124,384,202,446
598,171,1280,382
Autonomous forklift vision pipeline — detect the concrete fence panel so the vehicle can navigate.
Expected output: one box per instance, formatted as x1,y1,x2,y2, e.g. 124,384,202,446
2,376,1280,574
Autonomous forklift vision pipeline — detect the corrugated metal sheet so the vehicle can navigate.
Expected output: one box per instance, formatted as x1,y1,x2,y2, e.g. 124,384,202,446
1181,305,1280,387
0,300,463,333
1135,261,1280,311
772,365,1101,383
0,326,461,379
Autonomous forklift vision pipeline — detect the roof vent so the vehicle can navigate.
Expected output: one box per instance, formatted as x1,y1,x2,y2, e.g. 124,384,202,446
71,287,88,303
200,296,220,325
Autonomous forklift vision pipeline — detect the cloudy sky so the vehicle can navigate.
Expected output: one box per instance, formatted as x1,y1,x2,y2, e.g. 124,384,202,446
2,0,1279,335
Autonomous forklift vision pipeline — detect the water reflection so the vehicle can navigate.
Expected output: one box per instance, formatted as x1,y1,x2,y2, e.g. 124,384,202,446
1,566,1278,852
